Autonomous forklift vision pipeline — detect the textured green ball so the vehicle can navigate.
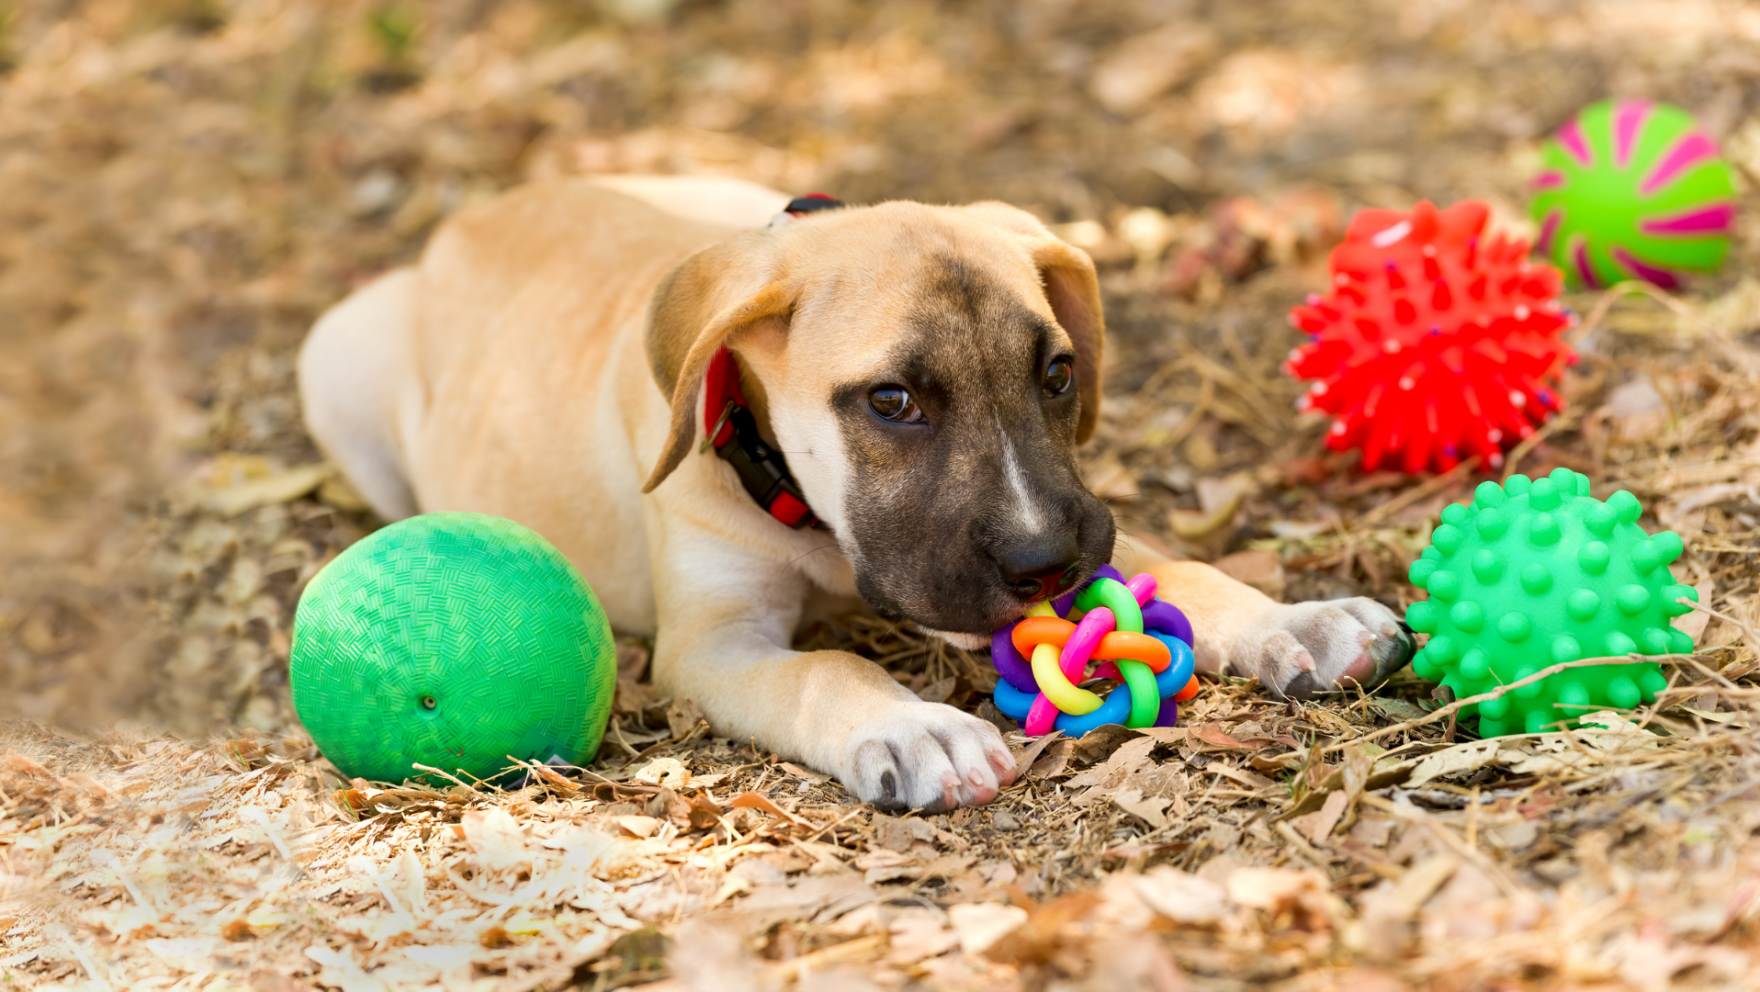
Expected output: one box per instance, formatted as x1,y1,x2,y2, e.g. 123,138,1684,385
1530,99,1736,291
1405,468,1694,737
291,512,615,786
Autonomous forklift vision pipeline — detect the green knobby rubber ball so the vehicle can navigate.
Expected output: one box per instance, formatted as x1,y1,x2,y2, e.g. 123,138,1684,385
290,512,615,786
1530,99,1736,291
1405,468,1695,737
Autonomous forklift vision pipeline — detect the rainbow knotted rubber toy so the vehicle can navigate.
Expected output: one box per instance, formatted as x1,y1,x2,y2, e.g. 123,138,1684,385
990,565,1199,737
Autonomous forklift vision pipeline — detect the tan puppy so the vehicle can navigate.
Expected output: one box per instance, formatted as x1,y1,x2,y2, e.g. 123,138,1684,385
298,177,1412,811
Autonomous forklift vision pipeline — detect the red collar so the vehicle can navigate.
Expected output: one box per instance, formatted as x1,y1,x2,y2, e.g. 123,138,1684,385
696,194,844,531
701,346,819,529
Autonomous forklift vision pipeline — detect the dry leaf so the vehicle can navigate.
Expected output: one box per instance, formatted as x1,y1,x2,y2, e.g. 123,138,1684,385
1225,867,1326,912
666,699,707,739
1404,739,1504,790
1133,868,1231,926
1678,579,1717,643
206,464,331,517
460,809,529,873
1212,549,1285,598
727,792,809,827
887,907,959,965
947,902,1029,955
1067,736,1157,792
1190,725,1265,751
1,755,53,778
1112,787,1172,829
1361,854,1459,961
1079,934,1188,992
1302,790,1349,844
613,815,662,839
632,757,691,790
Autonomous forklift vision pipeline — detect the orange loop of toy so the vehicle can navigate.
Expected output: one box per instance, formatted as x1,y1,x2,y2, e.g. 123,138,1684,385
1174,675,1200,702
1011,616,1076,658
1089,631,1170,671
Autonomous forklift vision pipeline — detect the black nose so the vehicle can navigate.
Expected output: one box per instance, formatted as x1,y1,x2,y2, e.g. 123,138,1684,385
995,535,1081,602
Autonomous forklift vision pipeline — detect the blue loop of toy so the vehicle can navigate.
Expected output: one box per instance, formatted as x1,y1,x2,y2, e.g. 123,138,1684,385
1153,633,1195,695
1053,680,1133,734
992,676,1037,720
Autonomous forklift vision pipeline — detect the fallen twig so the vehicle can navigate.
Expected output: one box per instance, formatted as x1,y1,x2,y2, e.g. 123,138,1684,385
1325,654,1680,754
1501,406,1583,481
1568,280,1697,347
1360,457,1481,527
1680,597,1760,656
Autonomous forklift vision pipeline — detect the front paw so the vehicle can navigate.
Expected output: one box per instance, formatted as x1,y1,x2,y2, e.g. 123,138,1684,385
1233,598,1415,700
840,702,1017,813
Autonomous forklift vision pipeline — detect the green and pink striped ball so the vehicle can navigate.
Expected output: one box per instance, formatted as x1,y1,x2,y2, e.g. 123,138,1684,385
1530,99,1736,291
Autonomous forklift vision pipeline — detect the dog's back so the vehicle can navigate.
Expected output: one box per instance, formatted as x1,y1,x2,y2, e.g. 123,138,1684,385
301,180,755,510
299,180,759,629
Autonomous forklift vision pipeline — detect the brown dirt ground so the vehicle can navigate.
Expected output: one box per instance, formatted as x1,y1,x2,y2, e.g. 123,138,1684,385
6,1,1760,989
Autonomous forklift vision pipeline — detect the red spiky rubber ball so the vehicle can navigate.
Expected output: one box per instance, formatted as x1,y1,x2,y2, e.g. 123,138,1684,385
1284,201,1577,474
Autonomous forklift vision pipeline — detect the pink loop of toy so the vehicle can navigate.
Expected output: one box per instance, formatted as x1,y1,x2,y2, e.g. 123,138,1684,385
1059,606,1115,679
1024,692,1061,736
1126,573,1158,606
1092,661,1121,682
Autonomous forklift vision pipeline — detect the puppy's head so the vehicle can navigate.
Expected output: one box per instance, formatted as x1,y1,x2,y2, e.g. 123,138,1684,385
644,200,1115,638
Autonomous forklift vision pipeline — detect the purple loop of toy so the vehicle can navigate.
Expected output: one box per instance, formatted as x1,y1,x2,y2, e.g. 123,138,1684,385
989,627,1039,693
1052,563,1124,616
1141,599,1194,648
1155,696,1179,728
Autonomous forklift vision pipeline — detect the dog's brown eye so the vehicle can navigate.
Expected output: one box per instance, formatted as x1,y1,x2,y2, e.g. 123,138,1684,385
1043,358,1074,397
869,386,923,424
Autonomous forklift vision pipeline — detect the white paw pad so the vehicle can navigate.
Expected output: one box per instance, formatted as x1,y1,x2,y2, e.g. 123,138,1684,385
1236,598,1415,699
840,703,1017,812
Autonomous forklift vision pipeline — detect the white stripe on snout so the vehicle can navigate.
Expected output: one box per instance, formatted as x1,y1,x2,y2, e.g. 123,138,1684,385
1001,429,1045,532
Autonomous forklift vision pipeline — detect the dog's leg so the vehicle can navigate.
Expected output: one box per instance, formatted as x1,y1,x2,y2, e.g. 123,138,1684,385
1115,535,1414,699
298,268,423,520
647,533,1015,812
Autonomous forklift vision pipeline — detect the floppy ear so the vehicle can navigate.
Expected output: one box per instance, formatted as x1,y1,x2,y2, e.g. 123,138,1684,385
643,234,791,493
1032,238,1106,444
957,201,1107,444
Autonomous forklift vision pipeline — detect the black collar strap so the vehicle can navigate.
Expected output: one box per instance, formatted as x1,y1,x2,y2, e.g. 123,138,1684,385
698,194,845,530
784,193,844,215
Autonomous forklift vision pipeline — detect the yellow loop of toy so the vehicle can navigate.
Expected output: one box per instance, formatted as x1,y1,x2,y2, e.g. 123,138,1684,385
1030,642,1101,715
1027,601,1057,618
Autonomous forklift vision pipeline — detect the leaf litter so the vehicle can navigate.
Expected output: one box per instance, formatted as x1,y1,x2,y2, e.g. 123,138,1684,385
5,1,1760,989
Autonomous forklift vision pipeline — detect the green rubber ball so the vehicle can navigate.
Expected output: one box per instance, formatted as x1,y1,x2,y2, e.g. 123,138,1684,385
290,512,615,786
1405,468,1695,737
